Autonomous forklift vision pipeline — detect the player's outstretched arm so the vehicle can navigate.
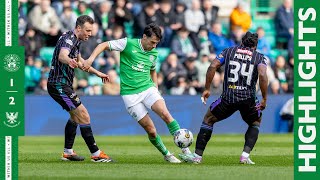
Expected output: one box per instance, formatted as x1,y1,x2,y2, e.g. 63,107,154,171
257,64,268,110
81,42,111,71
58,49,78,68
87,42,110,63
86,67,110,84
78,54,110,83
202,59,221,104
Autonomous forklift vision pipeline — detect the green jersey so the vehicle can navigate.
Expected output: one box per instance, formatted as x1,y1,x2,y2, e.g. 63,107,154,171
108,38,158,95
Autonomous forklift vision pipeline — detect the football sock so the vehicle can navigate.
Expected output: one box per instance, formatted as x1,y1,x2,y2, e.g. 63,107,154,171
92,150,101,157
64,119,78,149
195,122,213,156
241,151,250,158
182,147,192,154
64,148,74,155
80,124,99,154
243,125,260,153
149,134,169,156
167,119,180,135
167,119,191,153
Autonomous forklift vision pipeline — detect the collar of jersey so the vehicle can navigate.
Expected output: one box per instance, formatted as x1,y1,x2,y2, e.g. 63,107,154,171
138,39,146,53
239,45,253,50
72,30,82,43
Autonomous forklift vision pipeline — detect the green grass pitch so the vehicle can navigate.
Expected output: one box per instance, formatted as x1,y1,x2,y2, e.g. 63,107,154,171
19,134,293,180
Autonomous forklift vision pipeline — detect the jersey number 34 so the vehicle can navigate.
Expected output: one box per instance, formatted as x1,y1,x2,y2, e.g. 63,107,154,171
228,60,254,86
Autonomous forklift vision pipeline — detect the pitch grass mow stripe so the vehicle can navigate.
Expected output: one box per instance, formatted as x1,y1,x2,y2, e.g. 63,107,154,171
19,134,293,180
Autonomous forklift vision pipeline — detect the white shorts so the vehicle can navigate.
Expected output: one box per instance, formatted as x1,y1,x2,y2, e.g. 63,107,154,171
121,87,164,121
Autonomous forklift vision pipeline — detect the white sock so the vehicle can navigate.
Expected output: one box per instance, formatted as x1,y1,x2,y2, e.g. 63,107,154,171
64,148,73,155
182,147,191,154
194,153,202,158
164,151,171,156
241,151,250,158
92,150,101,157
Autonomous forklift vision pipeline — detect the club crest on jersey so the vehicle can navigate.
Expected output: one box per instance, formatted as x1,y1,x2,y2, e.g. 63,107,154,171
149,55,155,62
66,39,73,46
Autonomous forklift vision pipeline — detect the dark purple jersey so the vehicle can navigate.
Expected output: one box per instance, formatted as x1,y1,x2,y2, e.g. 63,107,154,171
216,46,267,103
48,30,81,86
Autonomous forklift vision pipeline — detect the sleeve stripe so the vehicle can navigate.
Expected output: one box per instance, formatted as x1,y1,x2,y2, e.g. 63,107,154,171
61,47,71,52
258,63,267,67
108,41,112,51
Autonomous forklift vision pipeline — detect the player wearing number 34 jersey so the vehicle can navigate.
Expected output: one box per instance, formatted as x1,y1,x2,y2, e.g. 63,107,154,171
180,32,269,164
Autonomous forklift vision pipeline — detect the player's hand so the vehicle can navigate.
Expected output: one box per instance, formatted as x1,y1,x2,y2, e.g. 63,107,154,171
68,58,78,69
99,73,110,84
82,60,92,71
256,99,267,111
201,89,211,105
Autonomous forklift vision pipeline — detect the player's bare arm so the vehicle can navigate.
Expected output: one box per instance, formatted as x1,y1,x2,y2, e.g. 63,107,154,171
77,54,110,83
58,48,78,68
150,70,158,89
202,59,222,104
257,64,268,110
82,42,111,70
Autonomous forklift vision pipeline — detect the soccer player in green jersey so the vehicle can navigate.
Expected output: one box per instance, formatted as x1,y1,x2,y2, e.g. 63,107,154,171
82,23,191,163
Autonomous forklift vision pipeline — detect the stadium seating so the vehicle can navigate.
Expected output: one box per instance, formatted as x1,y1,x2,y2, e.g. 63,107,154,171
156,47,171,72
269,49,288,63
39,47,55,66
124,21,134,38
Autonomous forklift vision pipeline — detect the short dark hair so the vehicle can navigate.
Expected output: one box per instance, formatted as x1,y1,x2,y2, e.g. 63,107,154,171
75,15,94,28
143,23,162,40
241,31,258,48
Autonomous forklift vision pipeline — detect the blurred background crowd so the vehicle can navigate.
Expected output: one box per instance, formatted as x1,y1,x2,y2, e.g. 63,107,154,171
19,0,294,96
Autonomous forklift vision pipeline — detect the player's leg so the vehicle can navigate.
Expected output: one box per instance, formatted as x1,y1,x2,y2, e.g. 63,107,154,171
138,113,181,163
127,102,180,163
239,98,263,164
62,115,81,161
180,98,236,163
145,87,191,154
70,105,113,162
47,83,84,161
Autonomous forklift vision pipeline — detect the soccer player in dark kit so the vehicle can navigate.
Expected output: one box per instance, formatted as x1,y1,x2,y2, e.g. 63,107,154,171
47,15,113,162
180,32,268,164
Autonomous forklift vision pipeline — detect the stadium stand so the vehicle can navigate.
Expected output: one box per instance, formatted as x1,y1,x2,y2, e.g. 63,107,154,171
20,0,293,95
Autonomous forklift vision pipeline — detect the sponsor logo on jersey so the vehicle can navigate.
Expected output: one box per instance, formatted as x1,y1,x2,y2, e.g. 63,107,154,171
228,84,248,90
132,61,147,72
236,48,253,55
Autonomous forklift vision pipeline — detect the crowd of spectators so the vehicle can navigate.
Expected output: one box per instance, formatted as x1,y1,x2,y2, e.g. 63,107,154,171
20,0,294,96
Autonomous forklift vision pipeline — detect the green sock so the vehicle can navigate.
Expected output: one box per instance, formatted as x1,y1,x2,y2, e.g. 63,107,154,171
149,134,169,155
167,119,181,135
